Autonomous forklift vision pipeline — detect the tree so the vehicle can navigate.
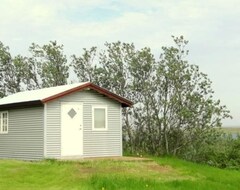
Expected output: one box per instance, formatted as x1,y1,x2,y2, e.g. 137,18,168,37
0,41,11,97
71,47,97,82
71,42,137,151
0,42,30,96
0,41,70,96
155,36,231,155
72,37,231,156
28,41,69,88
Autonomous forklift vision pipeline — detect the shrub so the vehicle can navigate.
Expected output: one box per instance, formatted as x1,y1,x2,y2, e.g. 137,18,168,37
181,133,240,169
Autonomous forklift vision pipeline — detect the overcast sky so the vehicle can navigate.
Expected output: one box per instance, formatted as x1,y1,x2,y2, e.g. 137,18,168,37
0,0,239,126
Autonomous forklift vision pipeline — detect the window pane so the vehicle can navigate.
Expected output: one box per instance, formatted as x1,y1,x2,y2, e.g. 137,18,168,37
2,113,8,132
3,119,7,132
0,114,1,132
94,108,106,128
2,113,7,119
2,119,5,132
68,108,77,119
3,119,5,132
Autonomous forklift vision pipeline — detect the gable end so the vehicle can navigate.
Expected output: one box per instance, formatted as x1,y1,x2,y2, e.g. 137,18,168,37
41,82,133,107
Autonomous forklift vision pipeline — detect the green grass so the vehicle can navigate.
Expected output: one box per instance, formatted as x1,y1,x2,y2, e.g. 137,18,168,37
0,157,240,190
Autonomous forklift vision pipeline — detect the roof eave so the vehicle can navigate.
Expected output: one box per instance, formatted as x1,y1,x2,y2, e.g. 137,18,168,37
89,83,133,107
0,100,43,111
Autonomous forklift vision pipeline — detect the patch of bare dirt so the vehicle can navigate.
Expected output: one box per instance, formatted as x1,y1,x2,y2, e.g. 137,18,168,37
83,156,152,162
78,167,97,174
146,162,173,173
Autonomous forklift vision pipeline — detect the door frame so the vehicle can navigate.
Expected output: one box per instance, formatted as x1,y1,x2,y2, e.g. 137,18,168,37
60,102,83,157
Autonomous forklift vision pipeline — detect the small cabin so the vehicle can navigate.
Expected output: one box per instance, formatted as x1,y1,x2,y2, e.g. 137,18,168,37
0,82,132,160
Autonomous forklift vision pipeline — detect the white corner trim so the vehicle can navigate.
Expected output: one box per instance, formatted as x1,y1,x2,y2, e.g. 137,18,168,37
44,103,47,157
120,104,123,156
92,105,108,131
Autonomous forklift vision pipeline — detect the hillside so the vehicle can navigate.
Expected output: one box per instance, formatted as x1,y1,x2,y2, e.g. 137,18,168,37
222,127,240,133
1,157,240,190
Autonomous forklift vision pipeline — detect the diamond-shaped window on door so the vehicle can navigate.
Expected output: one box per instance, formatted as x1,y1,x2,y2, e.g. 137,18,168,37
68,108,77,119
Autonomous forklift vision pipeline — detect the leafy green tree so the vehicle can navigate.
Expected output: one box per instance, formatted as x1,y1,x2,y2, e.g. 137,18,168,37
0,42,30,96
155,36,231,155
0,41,70,96
0,41,11,97
29,41,69,88
71,42,137,151
71,37,231,157
71,47,97,82
12,55,40,91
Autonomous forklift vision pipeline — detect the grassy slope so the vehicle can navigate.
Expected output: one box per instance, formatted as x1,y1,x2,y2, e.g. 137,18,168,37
0,157,240,190
222,127,240,134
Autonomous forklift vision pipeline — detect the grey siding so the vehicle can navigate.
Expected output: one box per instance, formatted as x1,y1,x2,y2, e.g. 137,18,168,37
0,107,44,160
45,90,121,158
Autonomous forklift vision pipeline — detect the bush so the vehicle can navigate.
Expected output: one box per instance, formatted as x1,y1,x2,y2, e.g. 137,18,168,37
182,133,240,169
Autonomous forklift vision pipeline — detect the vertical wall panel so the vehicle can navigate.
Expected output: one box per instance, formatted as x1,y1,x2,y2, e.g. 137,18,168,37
46,90,121,158
0,107,44,160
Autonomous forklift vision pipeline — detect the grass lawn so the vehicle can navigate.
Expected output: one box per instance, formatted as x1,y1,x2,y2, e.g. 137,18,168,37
0,157,240,190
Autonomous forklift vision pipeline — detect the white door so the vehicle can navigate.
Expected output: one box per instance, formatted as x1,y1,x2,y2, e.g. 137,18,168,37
61,102,83,156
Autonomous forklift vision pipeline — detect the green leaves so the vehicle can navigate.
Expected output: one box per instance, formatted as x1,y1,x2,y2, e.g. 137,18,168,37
70,37,231,157
0,40,70,95
71,47,97,82
29,41,69,88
